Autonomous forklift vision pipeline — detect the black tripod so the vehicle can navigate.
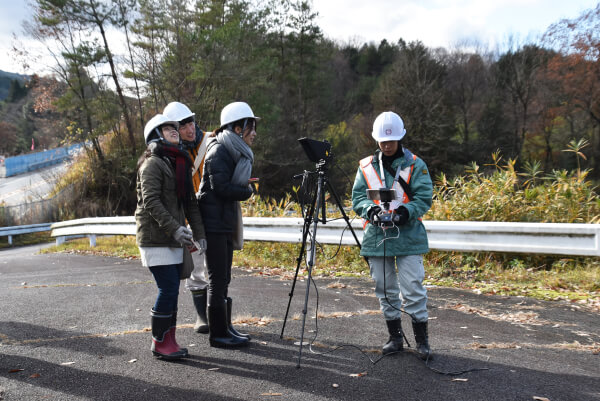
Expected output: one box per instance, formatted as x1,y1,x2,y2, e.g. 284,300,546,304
280,161,363,368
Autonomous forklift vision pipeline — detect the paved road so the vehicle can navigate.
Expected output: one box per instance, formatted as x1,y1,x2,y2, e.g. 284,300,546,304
0,245,598,400
0,163,67,206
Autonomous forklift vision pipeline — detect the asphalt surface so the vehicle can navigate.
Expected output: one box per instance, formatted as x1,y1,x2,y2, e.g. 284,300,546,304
0,244,598,401
0,163,66,206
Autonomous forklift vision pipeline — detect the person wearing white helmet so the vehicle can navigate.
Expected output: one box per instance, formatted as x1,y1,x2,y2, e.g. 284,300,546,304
163,101,212,335
351,111,433,360
197,101,259,348
135,113,207,360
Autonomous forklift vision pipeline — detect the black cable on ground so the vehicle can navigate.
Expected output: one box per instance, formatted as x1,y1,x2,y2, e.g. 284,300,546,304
298,227,490,377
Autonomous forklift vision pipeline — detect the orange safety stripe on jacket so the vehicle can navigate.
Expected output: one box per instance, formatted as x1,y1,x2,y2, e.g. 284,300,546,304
359,154,416,229
187,132,209,193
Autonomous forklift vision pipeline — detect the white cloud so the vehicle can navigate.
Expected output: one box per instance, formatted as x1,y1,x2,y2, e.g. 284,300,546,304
312,0,597,49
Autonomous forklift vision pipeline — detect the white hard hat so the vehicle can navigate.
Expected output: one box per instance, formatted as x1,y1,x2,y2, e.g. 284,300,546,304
143,114,179,144
220,101,260,128
372,111,406,142
163,101,195,122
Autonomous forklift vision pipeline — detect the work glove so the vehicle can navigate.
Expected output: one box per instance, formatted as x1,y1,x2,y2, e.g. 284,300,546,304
394,206,410,226
367,205,382,224
196,239,207,255
173,226,194,246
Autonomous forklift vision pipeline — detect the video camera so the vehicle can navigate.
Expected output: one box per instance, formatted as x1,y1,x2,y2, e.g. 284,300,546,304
366,188,400,227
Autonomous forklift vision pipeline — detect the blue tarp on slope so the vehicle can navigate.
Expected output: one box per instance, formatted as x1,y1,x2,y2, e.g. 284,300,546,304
1,143,83,177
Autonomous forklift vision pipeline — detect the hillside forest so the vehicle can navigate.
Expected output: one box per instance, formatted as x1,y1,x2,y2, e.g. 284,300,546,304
1,0,599,218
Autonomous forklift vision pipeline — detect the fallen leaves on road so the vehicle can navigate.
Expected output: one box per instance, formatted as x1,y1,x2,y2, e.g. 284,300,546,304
234,316,275,326
444,303,556,326
327,282,347,289
467,341,600,353
467,342,520,349
316,310,381,319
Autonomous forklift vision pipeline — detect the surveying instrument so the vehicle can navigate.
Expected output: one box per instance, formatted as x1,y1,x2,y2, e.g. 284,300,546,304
280,137,363,368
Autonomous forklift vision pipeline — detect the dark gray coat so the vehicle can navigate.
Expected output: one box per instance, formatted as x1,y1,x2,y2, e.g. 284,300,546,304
135,147,205,247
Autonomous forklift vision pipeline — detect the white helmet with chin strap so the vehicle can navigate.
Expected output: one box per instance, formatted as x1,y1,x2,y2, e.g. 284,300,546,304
163,101,195,123
143,114,179,144
219,101,260,131
372,111,406,142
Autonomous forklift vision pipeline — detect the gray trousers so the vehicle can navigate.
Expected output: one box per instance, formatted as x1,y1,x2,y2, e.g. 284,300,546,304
368,254,428,322
184,251,209,291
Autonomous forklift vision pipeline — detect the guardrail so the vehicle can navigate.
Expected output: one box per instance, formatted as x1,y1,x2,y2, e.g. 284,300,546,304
0,223,54,245
49,216,600,257
51,217,135,247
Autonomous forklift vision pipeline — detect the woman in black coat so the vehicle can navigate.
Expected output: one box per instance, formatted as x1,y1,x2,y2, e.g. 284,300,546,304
198,101,258,348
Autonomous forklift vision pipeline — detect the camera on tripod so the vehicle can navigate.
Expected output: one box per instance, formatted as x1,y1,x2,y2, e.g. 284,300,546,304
298,137,332,165
366,188,399,227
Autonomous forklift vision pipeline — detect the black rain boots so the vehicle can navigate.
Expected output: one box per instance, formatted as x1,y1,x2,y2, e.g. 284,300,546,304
150,310,188,360
191,289,209,334
412,320,432,360
226,297,250,339
207,301,249,348
382,319,404,355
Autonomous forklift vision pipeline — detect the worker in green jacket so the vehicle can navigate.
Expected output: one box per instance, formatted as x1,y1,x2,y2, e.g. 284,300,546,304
352,111,433,360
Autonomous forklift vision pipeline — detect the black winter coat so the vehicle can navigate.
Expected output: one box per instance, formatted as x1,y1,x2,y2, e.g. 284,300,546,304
197,139,252,233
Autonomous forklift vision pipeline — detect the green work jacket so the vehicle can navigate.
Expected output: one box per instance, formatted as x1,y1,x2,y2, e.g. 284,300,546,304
351,149,433,257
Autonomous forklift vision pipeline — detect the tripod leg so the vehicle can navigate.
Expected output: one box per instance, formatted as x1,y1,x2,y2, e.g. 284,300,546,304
280,216,311,338
297,173,323,368
280,173,320,339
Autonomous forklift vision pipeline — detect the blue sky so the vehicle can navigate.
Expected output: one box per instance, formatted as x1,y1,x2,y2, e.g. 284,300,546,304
1,0,598,74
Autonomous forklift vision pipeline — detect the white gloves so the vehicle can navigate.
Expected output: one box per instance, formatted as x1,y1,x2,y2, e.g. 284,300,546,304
173,226,194,246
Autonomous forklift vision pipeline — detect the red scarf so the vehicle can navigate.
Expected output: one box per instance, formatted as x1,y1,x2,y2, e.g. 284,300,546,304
156,143,193,202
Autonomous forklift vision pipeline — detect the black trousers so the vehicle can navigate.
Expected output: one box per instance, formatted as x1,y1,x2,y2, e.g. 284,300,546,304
205,232,233,307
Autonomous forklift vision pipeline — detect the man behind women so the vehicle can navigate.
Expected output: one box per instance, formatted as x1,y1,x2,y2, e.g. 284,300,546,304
163,102,211,335
351,111,433,360
197,102,258,348
135,114,206,360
